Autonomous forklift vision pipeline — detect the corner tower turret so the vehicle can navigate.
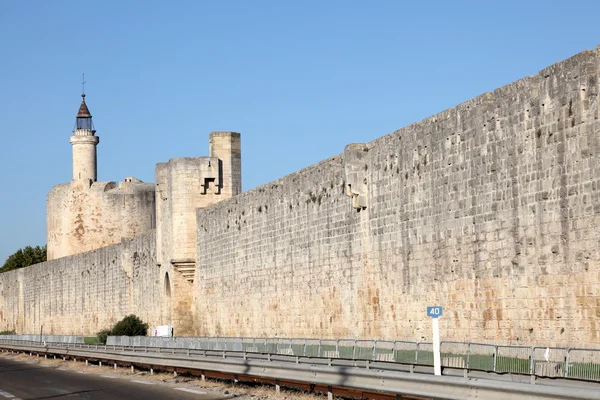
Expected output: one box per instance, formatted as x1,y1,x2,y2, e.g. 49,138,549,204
209,131,242,197
69,93,99,182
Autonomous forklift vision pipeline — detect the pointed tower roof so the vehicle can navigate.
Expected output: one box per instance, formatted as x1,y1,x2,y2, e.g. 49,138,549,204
74,92,95,133
77,94,92,118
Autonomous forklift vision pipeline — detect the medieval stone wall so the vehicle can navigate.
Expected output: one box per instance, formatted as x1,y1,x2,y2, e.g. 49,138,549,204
194,48,600,347
1,48,598,347
0,231,161,335
155,131,243,336
47,179,156,260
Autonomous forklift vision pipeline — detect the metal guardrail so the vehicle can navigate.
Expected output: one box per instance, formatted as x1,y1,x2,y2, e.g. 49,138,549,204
5,334,600,383
104,336,600,383
0,334,84,344
0,340,599,400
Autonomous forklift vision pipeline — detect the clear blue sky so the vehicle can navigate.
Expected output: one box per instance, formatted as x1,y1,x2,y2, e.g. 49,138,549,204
1,1,599,263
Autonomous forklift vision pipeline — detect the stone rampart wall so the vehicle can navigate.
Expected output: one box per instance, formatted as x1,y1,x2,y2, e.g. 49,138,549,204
195,48,600,347
0,231,161,335
2,47,599,348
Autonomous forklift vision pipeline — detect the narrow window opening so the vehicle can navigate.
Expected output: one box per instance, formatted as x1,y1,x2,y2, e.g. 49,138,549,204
164,272,171,298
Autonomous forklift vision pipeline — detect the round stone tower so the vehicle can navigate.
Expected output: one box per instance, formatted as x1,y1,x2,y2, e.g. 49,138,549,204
69,93,99,182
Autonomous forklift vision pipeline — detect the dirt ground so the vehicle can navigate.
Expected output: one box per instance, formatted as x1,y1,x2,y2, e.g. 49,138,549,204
3,351,328,400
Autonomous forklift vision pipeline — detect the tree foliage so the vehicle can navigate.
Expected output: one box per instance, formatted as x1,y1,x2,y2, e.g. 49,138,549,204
96,329,111,345
96,314,149,344
0,245,47,273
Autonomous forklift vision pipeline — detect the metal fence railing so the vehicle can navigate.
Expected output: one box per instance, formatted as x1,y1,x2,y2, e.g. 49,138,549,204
3,339,600,400
104,336,600,382
0,334,84,344
3,335,600,383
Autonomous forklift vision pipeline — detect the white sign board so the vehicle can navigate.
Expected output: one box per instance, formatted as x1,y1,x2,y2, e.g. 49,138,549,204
152,325,173,337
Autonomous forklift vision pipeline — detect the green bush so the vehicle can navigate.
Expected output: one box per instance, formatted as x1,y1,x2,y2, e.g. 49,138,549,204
96,314,149,344
96,329,111,345
111,315,149,336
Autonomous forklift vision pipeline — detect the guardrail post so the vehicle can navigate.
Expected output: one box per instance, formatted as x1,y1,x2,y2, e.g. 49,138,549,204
336,340,340,359
352,339,356,360
318,339,322,358
303,339,307,357
529,347,534,376
565,349,570,378
493,346,497,372
372,340,378,361
465,343,471,378
416,342,420,365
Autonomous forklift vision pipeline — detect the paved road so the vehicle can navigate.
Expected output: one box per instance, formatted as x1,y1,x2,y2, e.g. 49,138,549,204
0,354,228,399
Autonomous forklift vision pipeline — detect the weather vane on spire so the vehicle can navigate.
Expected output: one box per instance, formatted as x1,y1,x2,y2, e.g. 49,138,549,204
81,73,86,97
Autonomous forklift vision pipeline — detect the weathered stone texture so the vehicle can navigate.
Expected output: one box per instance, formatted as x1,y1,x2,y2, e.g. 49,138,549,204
195,48,600,346
2,47,599,347
47,179,156,260
0,232,161,335
155,132,242,335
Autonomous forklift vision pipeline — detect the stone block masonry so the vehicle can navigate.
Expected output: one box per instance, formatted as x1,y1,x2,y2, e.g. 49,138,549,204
1,47,599,347
0,232,161,335
194,47,600,347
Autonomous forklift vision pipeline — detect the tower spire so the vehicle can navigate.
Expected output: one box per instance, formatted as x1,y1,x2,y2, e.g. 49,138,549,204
70,80,99,183
75,75,94,129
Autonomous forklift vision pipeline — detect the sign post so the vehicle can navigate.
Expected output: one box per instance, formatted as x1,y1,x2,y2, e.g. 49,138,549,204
426,306,443,376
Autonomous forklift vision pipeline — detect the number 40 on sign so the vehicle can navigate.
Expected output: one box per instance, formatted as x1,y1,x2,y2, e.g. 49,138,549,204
427,306,443,318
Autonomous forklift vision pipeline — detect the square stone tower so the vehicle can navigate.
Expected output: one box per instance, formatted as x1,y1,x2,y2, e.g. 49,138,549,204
155,132,241,334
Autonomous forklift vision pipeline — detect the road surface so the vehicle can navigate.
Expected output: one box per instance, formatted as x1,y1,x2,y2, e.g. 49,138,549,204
0,353,229,399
